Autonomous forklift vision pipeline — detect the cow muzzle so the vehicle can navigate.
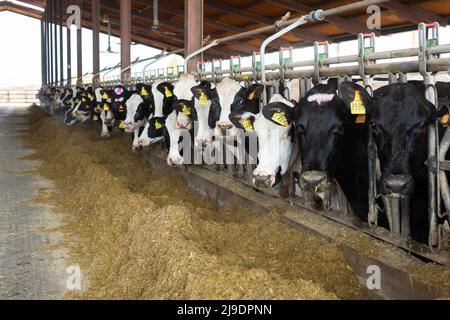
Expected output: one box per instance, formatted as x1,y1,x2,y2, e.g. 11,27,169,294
253,174,274,188
175,120,192,130
383,174,414,196
217,122,233,130
299,171,329,193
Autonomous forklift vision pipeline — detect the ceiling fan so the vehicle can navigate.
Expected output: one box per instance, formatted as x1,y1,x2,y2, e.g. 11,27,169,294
100,15,120,54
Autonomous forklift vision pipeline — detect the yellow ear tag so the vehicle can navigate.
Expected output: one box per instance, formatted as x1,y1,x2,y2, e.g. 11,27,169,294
103,104,110,111
272,112,288,127
141,87,149,96
440,113,449,128
93,115,99,121
242,118,253,132
248,91,256,101
199,92,209,105
82,97,86,102
355,115,366,124
350,91,366,115
165,87,173,98
119,121,125,129
182,104,191,116
96,104,102,112
155,120,162,130
102,93,108,100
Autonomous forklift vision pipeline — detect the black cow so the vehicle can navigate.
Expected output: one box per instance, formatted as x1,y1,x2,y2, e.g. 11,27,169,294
364,82,449,243
294,82,374,220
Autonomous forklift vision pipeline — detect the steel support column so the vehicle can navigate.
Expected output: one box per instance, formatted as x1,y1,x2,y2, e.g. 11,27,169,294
49,0,53,85
41,19,46,86
120,0,131,82
184,0,204,73
54,0,58,85
67,0,72,86
59,0,64,86
92,0,100,85
77,0,83,86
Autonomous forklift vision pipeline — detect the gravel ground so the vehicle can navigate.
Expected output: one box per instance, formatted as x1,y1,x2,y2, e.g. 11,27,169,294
0,107,67,300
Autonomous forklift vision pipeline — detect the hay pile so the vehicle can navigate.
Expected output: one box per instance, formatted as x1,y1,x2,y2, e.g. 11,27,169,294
25,107,367,300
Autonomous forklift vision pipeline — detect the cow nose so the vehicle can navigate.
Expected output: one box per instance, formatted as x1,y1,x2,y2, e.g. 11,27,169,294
300,171,328,193
218,122,233,130
384,175,414,195
253,175,272,188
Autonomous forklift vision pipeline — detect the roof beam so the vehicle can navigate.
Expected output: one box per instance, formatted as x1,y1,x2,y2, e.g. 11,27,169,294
381,1,447,26
203,0,329,42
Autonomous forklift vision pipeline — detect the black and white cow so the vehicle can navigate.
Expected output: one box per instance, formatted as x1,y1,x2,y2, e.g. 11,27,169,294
137,80,175,147
124,83,154,150
230,92,301,197
213,78,264,138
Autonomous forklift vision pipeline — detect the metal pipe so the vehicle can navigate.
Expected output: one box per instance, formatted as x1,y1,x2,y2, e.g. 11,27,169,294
59,0,63,86
184,40,219,74
54,0,58,86
391,197,401,236
152,0,159,31
49,0,53,85
260,15,308,105
76,0,83,86
67,0,72,86
439,127,450,216
401,196,411,238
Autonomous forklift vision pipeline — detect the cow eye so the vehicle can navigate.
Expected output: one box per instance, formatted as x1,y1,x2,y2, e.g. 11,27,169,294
296,124,305,134
331,125,344,136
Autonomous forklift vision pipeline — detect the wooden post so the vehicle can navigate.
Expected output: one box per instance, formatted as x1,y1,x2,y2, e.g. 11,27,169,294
76,0,83,86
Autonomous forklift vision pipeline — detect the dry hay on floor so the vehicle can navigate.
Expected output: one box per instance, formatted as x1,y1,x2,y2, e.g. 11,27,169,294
24,107,372,300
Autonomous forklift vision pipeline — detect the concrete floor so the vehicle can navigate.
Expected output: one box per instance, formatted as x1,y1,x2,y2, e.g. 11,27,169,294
0,106,66,300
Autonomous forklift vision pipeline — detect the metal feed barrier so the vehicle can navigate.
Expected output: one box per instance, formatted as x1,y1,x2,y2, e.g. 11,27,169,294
0,88,39,106
45,1,450,264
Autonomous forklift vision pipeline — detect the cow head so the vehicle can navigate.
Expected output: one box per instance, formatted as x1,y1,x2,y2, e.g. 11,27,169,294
295,83,372,201
230,93,294,188
173,99,196,130
137,116,167,147
110,85,130,128
214,78,259,137
154,82,175,117
124,93,144,133
367,83,448,196
191,81,221,147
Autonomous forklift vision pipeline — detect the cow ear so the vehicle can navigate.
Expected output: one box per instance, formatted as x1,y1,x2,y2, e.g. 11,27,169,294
431,105,450,127
262,102,295,127
157,82,174,98
339,82,373,115
229,109,256,132
191,83,213,104
246,84,264,101
173,101,194,117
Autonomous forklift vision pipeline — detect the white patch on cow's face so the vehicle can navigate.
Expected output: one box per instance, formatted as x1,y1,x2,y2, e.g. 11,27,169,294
124,93,144,132
252,95,295,187
307,93,335,105
284,79,301,104
173,74,198,130
166,111,185,166
95,87,104,103
216,77,242,132
193,98,213,148
152,80,165,117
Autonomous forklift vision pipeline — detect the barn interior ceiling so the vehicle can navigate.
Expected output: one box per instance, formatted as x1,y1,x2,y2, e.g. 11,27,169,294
3,0,450,58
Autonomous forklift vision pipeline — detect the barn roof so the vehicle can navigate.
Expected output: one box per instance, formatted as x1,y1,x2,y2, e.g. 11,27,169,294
6,0,450,58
